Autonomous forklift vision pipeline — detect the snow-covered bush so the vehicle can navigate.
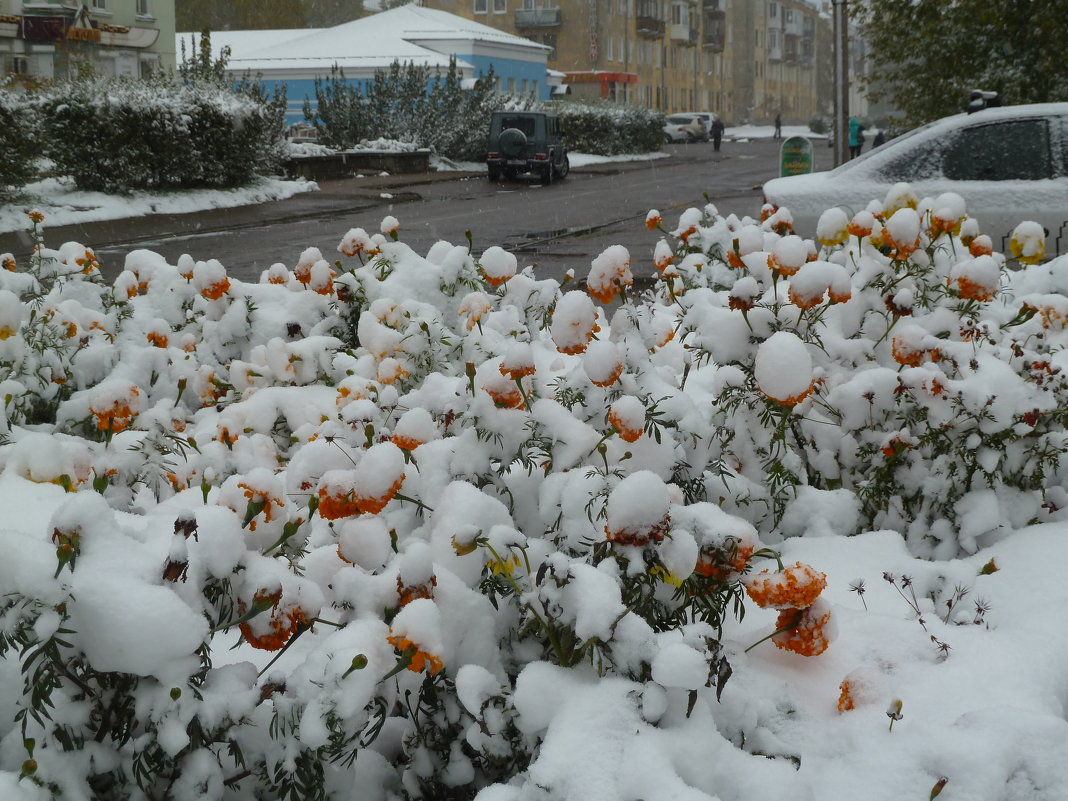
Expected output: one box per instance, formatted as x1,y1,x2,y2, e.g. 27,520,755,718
35,76,286,193
551,99,666,156
0,90,38,200
646,188,1068,557
1,184,1067,799
305,60,527,162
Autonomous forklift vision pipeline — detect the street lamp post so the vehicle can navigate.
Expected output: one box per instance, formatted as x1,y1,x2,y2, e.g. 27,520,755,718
832,0,849,166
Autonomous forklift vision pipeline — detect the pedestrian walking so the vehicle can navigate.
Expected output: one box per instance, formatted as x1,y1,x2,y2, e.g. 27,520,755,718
848,116,864,159
873,128,886,148
774,113,782,140
711,116,725,152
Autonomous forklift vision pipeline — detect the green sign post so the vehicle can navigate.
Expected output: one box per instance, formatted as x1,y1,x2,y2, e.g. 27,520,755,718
780,136,814,177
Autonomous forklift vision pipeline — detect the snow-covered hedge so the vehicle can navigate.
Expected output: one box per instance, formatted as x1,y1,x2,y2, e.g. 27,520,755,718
304,61,664,160
0,90,38,200
552,100,666,156
1,187,1067,799
35,77,286,193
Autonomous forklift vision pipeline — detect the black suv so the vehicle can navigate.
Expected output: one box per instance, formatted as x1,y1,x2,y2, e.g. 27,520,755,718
486,111,570,183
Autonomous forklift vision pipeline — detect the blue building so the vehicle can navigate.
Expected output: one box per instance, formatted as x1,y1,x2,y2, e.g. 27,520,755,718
177,4,551,127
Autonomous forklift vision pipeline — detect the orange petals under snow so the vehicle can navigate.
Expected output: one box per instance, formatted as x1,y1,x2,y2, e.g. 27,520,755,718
744,561,827,609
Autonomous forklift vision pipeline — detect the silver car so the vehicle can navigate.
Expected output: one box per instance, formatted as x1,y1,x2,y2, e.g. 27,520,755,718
762,103,1068,257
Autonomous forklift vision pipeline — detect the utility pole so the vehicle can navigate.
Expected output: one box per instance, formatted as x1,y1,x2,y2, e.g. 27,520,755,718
832,0,849,166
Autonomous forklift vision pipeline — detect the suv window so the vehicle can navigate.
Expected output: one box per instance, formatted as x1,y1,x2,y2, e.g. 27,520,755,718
499,115,538,136
942,119,1052,181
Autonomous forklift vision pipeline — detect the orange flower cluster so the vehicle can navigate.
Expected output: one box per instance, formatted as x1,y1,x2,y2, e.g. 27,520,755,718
386,633,443,675
239,590,308,651
318,485,361,520
891,337,940,367
744,562,826,609
607,406,643,442
200,278,230,300
956,275,996,302
237,481,283,531
391,432,427,451
89,386,141,434
397,574,437,606
772,603,832,657
605,513,670,547
589,359,623,388
146,330,168,348
837,680,856,712
483,373,525,409
695,540,754,581
353,474,405,515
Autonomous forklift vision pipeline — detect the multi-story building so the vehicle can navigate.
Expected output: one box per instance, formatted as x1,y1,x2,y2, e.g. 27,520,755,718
1,0,175,85
420,0,832,124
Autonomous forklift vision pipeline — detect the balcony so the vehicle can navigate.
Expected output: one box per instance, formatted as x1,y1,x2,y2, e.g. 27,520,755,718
670,23,698,45
636,0,665,37
702,0,722,9
515,7,561,28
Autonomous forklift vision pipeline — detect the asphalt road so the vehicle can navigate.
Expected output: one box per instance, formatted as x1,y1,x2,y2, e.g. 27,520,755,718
3,137,834,285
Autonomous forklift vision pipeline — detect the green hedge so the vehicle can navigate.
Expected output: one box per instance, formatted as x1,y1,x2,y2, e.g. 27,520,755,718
551,100,665,156
36,77,286,193
0,90,39,201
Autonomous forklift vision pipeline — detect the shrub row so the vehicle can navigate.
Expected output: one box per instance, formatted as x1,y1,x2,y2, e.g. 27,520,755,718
0,77,286,195
0,90,38,201
305,61,665,160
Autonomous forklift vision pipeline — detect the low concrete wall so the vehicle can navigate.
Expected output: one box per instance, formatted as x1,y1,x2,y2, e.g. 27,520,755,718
284,150,431,180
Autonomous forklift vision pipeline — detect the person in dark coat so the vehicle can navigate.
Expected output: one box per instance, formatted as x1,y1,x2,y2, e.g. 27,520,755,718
774,112,782,140
710,116,725,151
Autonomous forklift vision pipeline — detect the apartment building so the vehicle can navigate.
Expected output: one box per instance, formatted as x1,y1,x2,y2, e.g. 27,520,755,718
420,0,832,124
0,0,176,85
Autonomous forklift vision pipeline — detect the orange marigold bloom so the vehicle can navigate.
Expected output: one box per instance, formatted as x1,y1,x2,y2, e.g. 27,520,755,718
2,255,15,272
956,275,996,302
239,595,308,651
146,331,168,348
201,278,230,300
397,574,437,606
788,284,826,310
645,210,663,230
318,487,361,520
483,375,525,409
607,406,643,442
968,235,993,258
695,541,754,581
727,250,746,269
500,362,536,381
744,561,826,609
90,388,141,433
354,473,405,515
391,433,426,451
838,680,856,712
880,435,912,459
27,210,45,224
891,338,939,367
237,481,282,531
589,360,623,388
605,512,670,547
386,633,443,675
772,604,832,656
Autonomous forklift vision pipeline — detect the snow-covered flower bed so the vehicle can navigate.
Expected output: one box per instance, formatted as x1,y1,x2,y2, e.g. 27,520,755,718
2,188,1068,800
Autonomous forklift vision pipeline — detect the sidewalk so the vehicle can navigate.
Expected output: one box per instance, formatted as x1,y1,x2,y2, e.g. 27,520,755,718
0,170,486,257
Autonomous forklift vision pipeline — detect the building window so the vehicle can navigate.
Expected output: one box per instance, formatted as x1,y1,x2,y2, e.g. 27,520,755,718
542,33,557,59
92,0,108,9
136,0,150,15
474,0,488,13
507,77,515,93
522,0,535,7
493,0,506,12
769,1,777,18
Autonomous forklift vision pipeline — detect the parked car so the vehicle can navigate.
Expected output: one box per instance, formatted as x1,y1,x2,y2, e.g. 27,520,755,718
663,114,708,143
687,112,720,133
486,111,570,183
762,103,1068,257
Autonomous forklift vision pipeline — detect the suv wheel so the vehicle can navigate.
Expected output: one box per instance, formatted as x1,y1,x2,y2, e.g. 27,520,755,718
498,128,528,158
557,155,570,179
487,165,502,181
542,160,554,184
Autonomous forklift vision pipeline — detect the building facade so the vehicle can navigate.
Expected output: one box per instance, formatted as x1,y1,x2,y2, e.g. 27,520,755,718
420,0,855,124
0,0,175,85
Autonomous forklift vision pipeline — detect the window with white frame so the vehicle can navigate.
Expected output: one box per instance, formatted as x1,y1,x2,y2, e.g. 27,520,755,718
474,0,488,13
493,0,506,12
91,0,108,9
136,0,151,16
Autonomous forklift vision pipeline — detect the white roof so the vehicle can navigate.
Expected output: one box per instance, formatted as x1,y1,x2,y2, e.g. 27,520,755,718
177,4,546,75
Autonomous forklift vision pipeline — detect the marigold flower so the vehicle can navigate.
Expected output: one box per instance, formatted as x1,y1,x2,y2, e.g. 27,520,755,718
27,209,45,224
837,679,856,712
239,592,308,652
605,512,670,547
1010,221,1046,264
89,383,142,434
482,371,525,409
772,601,833,656
645,209,663,230
968,234,993,257
694,540,754,581
891,335,939,367
2,255,16,272
385,632,443,675
146,330,168,348
847,211,875,238
500,342,536,380
608,396,644,443
317,471,361,520
744,561,826,609
397,574,437,606
201,278,230,300
788,283,826,310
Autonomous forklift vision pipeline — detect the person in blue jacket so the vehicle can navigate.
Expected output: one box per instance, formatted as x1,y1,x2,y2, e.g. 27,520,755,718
848,116,864,158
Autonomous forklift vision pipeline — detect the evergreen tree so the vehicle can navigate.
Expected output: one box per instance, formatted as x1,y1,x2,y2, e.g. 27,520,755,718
857,0,1068,125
